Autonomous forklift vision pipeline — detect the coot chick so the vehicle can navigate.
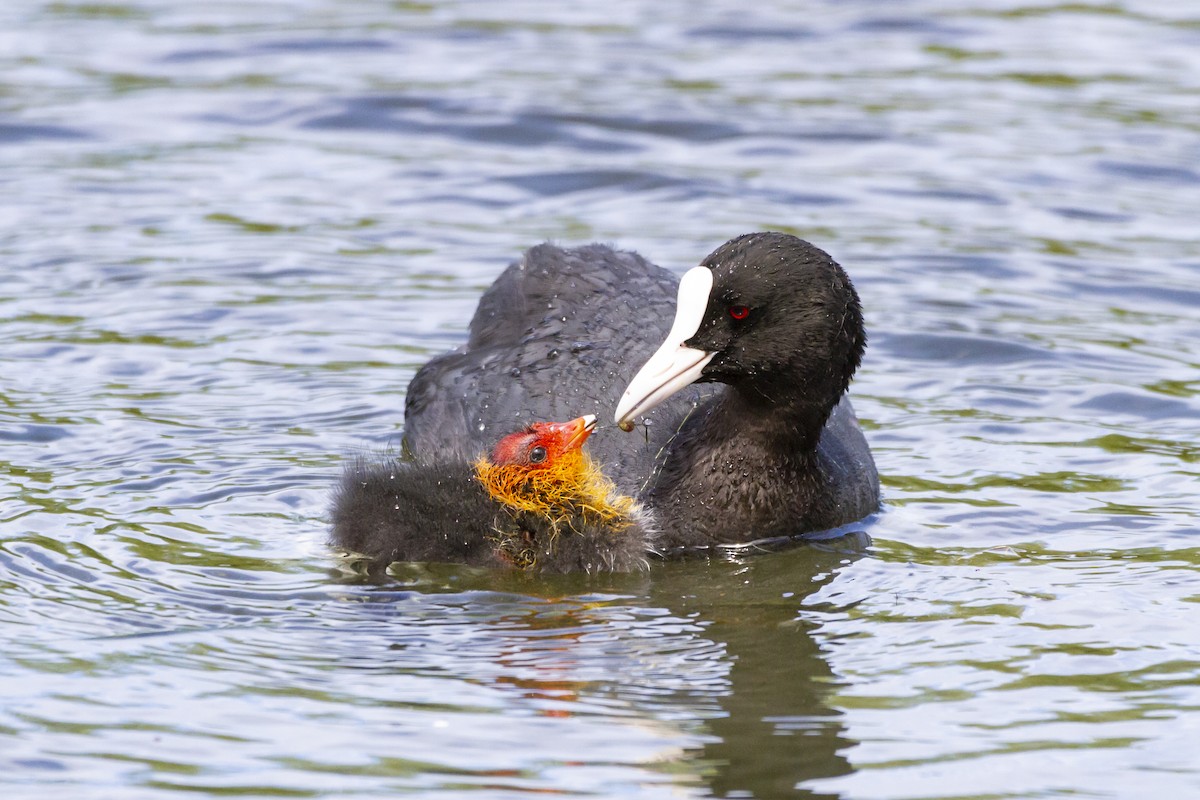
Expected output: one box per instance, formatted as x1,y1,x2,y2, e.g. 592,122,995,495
403,232,878,548
331,415,655,574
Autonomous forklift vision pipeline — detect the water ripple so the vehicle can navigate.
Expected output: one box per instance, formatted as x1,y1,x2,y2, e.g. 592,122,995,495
2,0,1199,797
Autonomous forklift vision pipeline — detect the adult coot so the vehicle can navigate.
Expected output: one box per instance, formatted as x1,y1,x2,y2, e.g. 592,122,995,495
332,415,655,573
403,232,879,548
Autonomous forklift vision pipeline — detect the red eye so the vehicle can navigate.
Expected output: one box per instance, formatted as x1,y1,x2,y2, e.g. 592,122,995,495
728,305,750,320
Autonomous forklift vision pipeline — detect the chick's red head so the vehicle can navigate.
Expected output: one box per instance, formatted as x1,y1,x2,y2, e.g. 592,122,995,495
489,415,597,469
476,414,607,520
474,414,641,570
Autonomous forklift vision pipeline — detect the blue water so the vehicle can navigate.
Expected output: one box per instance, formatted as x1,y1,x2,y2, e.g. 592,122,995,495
2,1,1198,798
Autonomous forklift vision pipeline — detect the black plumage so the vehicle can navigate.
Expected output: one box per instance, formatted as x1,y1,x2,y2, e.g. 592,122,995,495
401,232,879,549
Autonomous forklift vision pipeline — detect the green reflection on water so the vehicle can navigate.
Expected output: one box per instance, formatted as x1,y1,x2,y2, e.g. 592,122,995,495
103,73,174,93
884,470,1128,494
1002,662,1200,693
206,213,301,235
144,782,316,798
838,689,979,710
983,3,1129,19
877,540,1200,568
47,2,145,19
1145,379,1198,398
923,44,1002,61
665,79,722,92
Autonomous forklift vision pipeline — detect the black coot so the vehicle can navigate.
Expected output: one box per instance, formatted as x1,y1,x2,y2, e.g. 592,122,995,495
403,232,879,548
333,415,655,573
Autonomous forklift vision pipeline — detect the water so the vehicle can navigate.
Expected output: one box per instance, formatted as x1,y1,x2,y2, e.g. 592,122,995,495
2,0,1198,797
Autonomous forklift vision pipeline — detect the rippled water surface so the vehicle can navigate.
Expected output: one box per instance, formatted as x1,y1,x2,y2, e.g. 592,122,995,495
3,1,1198,798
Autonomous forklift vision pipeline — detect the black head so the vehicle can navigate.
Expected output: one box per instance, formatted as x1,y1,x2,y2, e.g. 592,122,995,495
615,232,866,434
687,232,865,410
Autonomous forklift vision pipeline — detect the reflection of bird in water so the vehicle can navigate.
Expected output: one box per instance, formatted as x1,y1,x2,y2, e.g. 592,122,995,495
331,415,656,574
645,536,870,798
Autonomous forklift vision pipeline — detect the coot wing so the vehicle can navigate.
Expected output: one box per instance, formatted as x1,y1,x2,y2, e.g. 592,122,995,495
402,243,717,491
